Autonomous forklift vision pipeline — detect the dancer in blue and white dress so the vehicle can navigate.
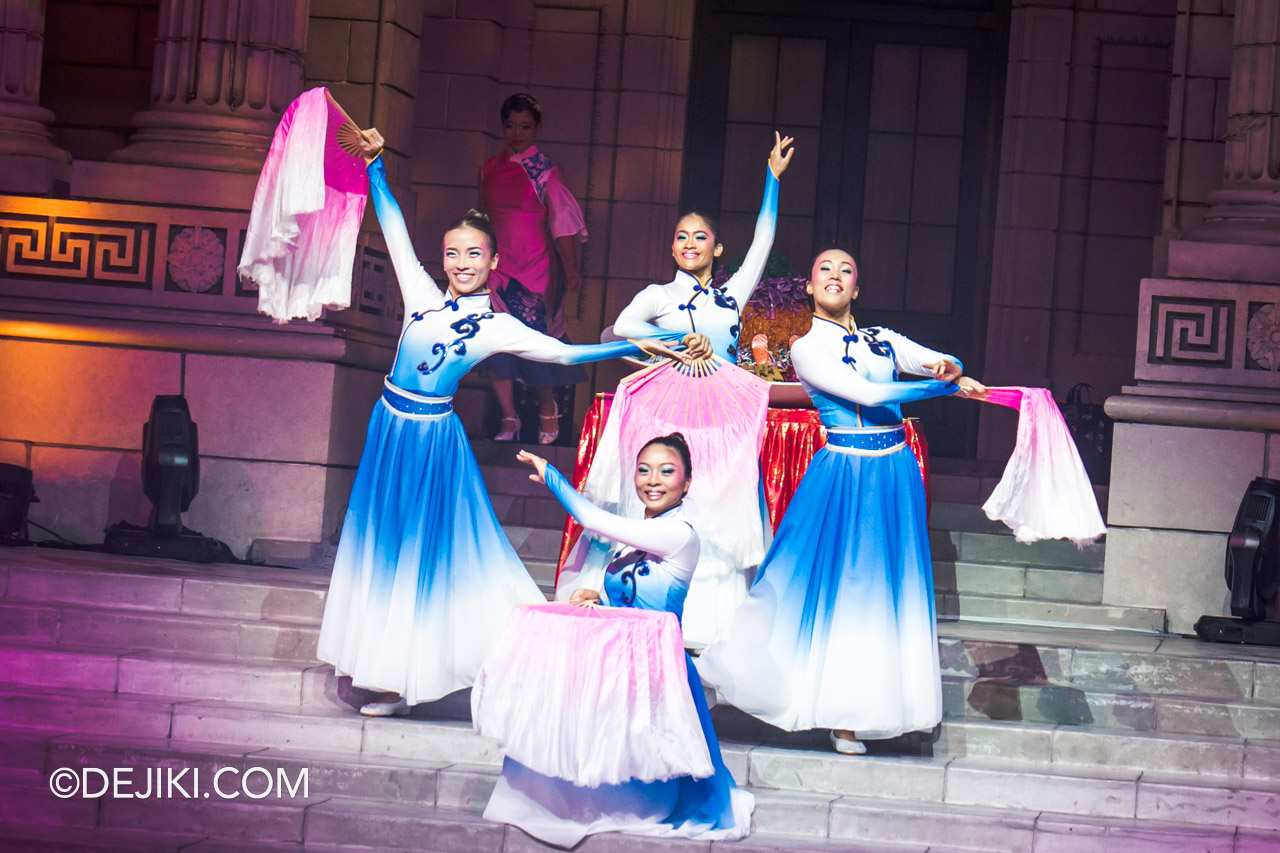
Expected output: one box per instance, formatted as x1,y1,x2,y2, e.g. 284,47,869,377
316,130,683,715
487,437,753,846
561,133,794,650
699,249,988,754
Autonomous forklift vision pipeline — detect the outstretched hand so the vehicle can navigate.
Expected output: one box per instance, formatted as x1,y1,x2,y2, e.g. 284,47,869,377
516,449,548,484
768,131,795,179
955,376,990,401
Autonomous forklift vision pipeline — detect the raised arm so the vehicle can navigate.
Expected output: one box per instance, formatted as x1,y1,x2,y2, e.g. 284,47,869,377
724,132,791,305
543,464,694,564
791,338,958,408
723,167,780,306
367,157,445,316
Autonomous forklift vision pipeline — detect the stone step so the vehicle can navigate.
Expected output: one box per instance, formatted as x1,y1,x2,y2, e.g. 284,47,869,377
470,439,578,471
940,627,1275,701
938,592,1164,632
0,594,1255,721
933,560,1102,603
0,639,316,707
0,823,209,852
10,675,1280,794
820,795,1248,853
929,528,1104,571
0,600,320,663
488,491,568,529
0,743,950,852
0,550,329,622
4,723,1268,852
939,674,1280,735
0,825,396,853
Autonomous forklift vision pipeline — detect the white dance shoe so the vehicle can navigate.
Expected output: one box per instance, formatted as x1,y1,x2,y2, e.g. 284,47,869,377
360,698,411,717
829,730,867,755
494,417,521,442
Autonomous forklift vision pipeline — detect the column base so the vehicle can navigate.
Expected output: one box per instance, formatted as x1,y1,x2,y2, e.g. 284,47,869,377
1101,394,1273,634
110,109,279,174
71,160,260,210
1103,526,1228,635
0,103,72,194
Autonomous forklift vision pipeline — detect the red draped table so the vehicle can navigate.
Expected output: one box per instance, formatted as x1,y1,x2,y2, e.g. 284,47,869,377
555,394,930,577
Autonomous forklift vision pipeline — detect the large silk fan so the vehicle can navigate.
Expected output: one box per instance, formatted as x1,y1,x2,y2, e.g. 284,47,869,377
611,357,771,567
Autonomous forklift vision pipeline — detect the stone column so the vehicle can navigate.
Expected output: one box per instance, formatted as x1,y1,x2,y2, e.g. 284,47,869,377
0,0,70,193
1185,0,1280,247
110,0,309,173
1102,0,1280,633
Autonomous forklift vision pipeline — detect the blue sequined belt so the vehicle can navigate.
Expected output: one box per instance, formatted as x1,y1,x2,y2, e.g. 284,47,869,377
824,425,906,456
381,379,454,420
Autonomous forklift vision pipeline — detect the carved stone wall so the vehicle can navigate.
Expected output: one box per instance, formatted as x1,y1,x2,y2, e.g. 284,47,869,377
977,0,1176,459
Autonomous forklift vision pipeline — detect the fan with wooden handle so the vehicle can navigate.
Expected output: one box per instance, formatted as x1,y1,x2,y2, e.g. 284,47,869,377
326,91,383,162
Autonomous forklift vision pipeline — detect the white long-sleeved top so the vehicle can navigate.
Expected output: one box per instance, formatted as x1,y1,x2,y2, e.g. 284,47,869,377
612,167,780,360
789,316,962,428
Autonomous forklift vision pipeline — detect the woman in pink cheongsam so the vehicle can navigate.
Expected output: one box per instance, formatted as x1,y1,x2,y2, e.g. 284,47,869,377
480,93,589,445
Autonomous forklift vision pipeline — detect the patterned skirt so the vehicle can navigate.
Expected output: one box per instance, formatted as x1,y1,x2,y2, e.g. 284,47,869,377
486,276,587,387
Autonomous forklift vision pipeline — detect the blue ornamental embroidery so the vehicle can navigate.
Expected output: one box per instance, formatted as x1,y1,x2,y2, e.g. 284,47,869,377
417,311,494,376
863,326,895,359
518,151,556,207
711,288,741,356
607,550,651,606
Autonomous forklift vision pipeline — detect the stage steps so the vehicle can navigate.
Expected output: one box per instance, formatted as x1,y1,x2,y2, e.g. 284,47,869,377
471,441,1160,633
0,552,1265,737
0,532,1264,850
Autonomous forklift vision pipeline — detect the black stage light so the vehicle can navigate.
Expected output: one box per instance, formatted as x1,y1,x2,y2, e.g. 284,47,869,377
105,395,234,563
141,395,200,533
0,463,36,542
1195,477,1280,646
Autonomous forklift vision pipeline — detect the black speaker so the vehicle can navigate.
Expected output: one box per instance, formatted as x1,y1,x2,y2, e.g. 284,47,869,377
1197,476,1280,647
1225,477,1280,621
141,395,200,534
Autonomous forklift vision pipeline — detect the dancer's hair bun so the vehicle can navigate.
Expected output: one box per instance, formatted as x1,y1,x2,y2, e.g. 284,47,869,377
639,432,693,477
447,209,499,254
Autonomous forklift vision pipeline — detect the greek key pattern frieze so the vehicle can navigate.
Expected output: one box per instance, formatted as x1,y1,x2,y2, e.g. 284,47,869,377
0,213,155,287
1148,297,1234,367
0,194,403,341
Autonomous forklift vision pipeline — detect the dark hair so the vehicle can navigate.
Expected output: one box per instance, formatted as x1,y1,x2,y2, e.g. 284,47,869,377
500,93,543,126
446,208,499,254
638,432,693,478
674,210,719,241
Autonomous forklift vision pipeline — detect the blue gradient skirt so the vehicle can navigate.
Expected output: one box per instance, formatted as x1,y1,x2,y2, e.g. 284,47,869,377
317,394,543,705
483,654,752,847
699,441,942,736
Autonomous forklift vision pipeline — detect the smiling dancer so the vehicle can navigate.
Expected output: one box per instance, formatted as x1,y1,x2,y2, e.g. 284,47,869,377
699,249,988,755
315,128,683,716
559,132,794,650
483,438,752,846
